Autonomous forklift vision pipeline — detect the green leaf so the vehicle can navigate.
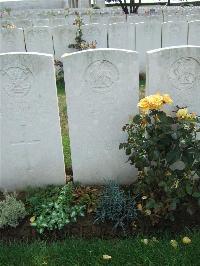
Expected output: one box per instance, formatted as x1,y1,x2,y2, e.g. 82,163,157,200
169,199,178,211
186,184,193,195
192,192,200,198
166,148,181,164
125,148,131,156
146,199,156,209
132,114,141,124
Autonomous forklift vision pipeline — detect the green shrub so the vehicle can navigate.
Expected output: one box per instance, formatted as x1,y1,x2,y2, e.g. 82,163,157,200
0,194,26,228
25,185,62,216
120,93,200,225
30,183,85,234
94,182,137,231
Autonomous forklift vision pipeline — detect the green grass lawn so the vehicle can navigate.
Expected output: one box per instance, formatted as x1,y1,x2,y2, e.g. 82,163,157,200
57,80,72,169
0,231,200,266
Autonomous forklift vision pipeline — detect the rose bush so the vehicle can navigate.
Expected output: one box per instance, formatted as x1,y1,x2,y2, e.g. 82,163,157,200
120,93,200,225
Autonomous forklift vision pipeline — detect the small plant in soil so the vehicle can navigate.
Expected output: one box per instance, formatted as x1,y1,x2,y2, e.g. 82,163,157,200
68,13,97,51
94,181,137,232
0,193,26,228
30,182,85,234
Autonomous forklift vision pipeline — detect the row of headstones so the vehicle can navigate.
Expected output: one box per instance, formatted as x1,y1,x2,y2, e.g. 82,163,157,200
1,20,200,73
0,7,123,19
0,0,105,10
0,6,124,24
1,4,200,18
1,10,200,28
67,0,106,8
1,46,199,191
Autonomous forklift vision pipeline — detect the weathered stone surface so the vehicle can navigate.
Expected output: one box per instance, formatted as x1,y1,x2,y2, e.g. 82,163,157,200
108,22,135,51
0,52,65,190
0,0,64,9
146,46,200,113
62,49,139,184
33,19,50,27
108,16,126,24
50,18,67,27
79,0,90,8
162,21,188,47
0,28,26,53
188,20,200,46
24,26,54,55
13,19,33,28
186,14,200,22
135,21,161,73
82,23,107,48
52,25,77,59
96,0,105,8
164,14,186,22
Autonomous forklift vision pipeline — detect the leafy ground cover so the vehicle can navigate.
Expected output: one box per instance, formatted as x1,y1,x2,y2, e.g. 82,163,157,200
0,231,199,266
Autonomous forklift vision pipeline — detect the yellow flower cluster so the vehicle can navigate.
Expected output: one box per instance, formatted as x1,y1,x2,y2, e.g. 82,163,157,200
176,108,196,120
138,93,173,112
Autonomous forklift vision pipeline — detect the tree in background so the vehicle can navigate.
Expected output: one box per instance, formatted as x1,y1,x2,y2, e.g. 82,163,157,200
106,0,141,14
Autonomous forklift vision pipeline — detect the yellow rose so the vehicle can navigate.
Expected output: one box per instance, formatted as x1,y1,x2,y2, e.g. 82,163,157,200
176,108,188,119
186,112,197,121
138,98,150,111
170,240,178,249
162,94,173,104
182,237,192,244
147,94,163,110
138,93,173,112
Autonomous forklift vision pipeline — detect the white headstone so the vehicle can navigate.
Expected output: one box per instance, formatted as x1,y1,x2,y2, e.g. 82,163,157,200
188,20,200,46
146,46,200,113
65,14,76,25
90,14,108,25
108,16,126,24
82,23,107,48
14,19,33,28
164,14,186,22
162,21,188,48
96,0,105,8
79,0,90,8
108,23,135,51
62,49,139,184
0,0,64,9
52,25,77,59
81,15,91,25
50,18,67,27
24,26,54,55
186,14,200,22
0,52,65,190
33,19,50,27
0,28,26,53
135,21,161,73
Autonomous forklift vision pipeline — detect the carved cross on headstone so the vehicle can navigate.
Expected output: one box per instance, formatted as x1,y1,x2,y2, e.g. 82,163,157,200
11,124,40,171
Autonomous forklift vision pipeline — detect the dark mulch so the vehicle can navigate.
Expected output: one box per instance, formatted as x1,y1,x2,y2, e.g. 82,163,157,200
0,211,200,243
